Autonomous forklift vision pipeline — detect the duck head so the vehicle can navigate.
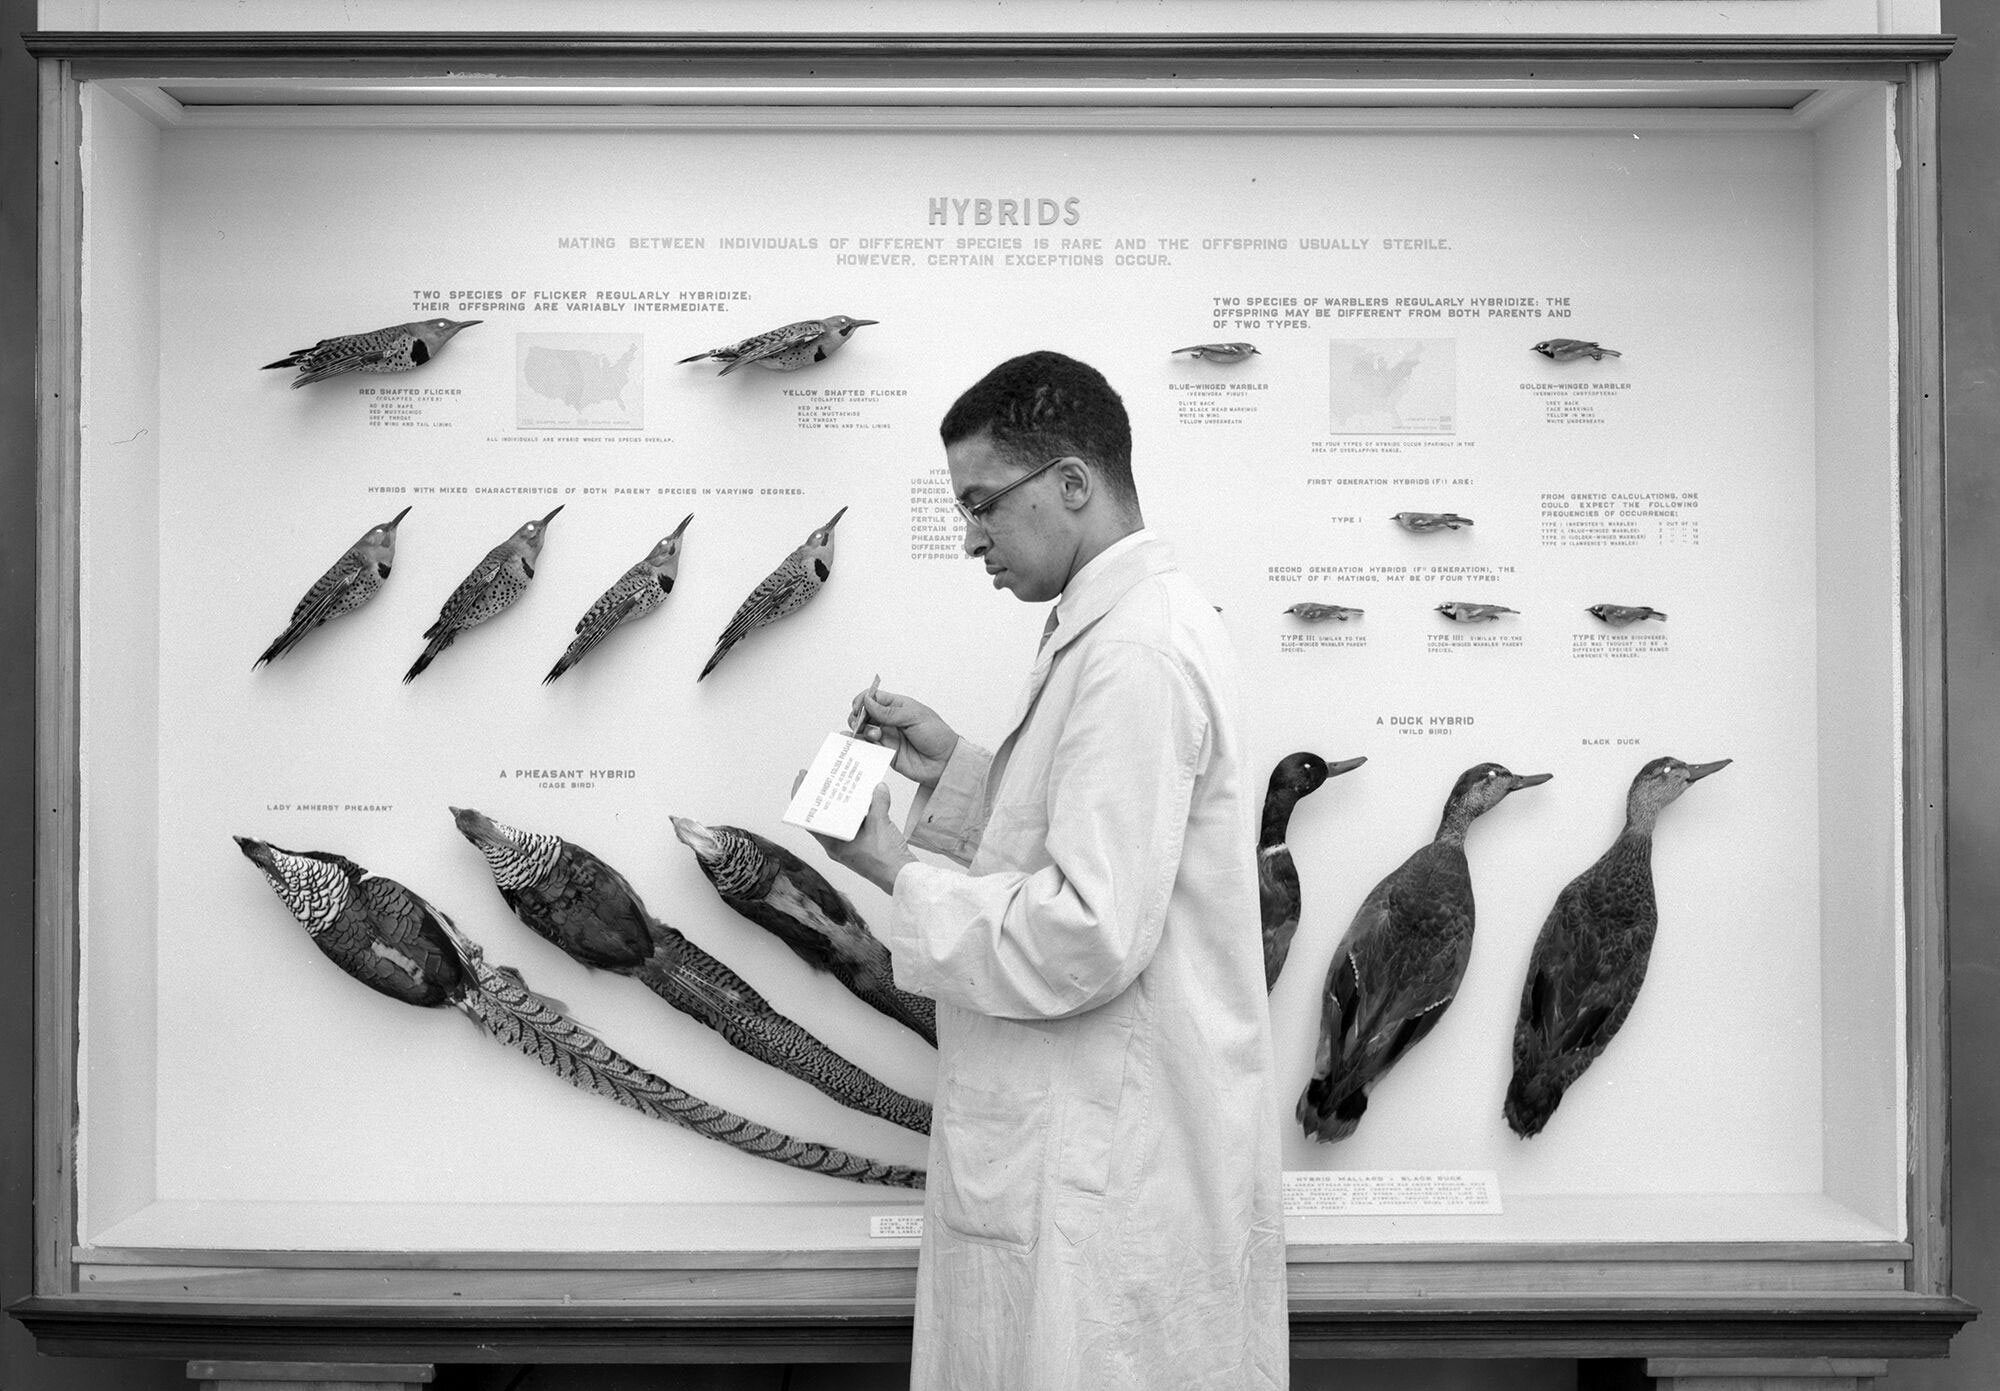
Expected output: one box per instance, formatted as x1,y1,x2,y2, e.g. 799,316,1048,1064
1439,763,1552,837
1626,756,1731,823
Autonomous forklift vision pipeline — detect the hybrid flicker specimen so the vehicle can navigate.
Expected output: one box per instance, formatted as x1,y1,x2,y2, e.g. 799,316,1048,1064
697,507,846,681
450,807,930,1135
1504,757,1730,1138
263,318,481,387
544,514,693,684
254,506,411,669
1259,752,1366,991
404,506,562,683
677,316,877,376
1298,762,1552,1143
671,817,938,1047
233,835,922,1187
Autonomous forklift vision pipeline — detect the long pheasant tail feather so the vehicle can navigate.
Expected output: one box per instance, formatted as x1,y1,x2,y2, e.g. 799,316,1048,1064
634,945,932,1135
864,983,938,1047
456,961,923,1187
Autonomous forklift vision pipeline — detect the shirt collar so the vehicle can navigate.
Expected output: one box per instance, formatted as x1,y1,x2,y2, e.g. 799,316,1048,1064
1044,528,1170,654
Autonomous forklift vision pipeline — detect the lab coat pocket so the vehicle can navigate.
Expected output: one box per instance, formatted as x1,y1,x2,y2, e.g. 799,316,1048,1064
1053,1012,1139,1247
935,1078,1050,1250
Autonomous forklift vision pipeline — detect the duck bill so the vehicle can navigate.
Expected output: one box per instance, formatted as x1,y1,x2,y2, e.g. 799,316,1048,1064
1327,756,1369,778
1509,772,1554,790
1684,758,1733,782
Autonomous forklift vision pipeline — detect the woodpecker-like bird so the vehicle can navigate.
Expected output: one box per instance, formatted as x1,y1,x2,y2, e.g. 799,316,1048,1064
1436,602,1518,623
1393,511,1474,533
404,506,562,683
1298,763,1552,1143
1504,757,1730,1138
1532,338,1622,362
234,835,923,1187
1284,603,1364,623
263,318,481,388
1586,604,1667,626
698,507,846,681
671,816,937,1046
1173,342,1261,363
254,506,411,669
450,807,930,1134
678,316,877,376
1259,752,1367,991
544,514,693,684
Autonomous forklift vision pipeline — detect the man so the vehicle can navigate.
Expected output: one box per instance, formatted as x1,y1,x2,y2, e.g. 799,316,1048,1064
814,351,1288,1388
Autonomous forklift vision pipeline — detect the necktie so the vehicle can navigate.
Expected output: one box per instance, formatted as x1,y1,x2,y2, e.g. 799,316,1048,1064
1038,607,1060,655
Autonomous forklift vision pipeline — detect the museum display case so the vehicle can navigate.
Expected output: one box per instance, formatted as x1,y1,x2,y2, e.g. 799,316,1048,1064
16,25,1969,1384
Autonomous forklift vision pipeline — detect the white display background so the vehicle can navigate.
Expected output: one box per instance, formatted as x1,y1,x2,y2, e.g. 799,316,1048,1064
75,113,1897,1251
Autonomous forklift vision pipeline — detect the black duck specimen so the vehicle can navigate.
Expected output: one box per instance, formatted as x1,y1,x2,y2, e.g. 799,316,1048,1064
451,808,929,1135
671,816,937,1046
1503,756,1731,1138
234,835,923,1187
1297,762,1552,1143
1259,752,1367,991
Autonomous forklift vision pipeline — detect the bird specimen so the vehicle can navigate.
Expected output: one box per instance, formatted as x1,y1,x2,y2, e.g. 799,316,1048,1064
450,807,929,1134
263,318,481,388
1172,342,1261,364
1259,752,1366,991
672,816,937,1046
1503,757,1730,1138
404,506,562,683
254,506,411,669
678,316,877,376
1284,603,1364,623
1531,338,1622,362
1393,512,1474,533
233,836,922,1187
1435,602,1518,623
1298,762,1552,1143
697,507,846,681
1586,604,1667,626
544,514,693,684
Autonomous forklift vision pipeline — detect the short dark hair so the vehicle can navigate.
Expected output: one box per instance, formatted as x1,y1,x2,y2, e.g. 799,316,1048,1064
940,351,1138,510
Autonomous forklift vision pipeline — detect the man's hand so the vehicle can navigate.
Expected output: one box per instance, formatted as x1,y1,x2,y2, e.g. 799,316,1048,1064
796,778,915,895
851,686,959,790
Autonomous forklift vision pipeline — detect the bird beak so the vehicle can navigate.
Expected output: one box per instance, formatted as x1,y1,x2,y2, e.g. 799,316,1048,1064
669,816,718,855
669,512,694,539
540,505,565,527
1327,756,1369,778
233,834,269,863
1510,772,1554,789
1684,759,1733,782
450,319,482,331
822,506,848,531
385,505,413,529
850,319,880,328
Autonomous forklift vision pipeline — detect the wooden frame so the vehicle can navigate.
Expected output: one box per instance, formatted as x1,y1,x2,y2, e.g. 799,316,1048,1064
14,32,1970,1369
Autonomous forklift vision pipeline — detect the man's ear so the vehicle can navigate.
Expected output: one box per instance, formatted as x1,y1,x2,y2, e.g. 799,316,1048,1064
1058,456,1094,510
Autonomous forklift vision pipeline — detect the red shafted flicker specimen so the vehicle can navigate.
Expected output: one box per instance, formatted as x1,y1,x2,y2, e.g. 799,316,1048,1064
404,506,562,683
254,506,411,669
677,315,877,377
263,318,481,388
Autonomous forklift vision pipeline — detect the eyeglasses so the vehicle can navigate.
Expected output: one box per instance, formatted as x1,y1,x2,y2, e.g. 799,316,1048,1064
954,455,1069,530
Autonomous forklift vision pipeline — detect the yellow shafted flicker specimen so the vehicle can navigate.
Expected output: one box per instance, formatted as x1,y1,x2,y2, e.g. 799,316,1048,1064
544,514,693,684
404,506,562,683
697,507,846,681
677,316,877,376
254,506,411,669
263,318,481,388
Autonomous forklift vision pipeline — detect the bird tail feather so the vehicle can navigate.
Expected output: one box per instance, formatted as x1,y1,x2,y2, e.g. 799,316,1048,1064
544,623,608,685
403,631,453,683
695,640,732,682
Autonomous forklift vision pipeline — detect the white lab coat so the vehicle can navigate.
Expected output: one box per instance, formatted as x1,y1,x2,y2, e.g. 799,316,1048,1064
888,532,1289,1390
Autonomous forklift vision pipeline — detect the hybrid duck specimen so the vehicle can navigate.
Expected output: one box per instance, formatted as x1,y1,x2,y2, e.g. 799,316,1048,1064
1259,752,1367,991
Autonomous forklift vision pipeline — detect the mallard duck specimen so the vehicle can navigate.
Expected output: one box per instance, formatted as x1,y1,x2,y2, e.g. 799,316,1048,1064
671,817,937,1046
450,808,930,1135
1297,762,1552,1143
233,836,922,1187
1502,756,1731,1138
1259,752,1367,991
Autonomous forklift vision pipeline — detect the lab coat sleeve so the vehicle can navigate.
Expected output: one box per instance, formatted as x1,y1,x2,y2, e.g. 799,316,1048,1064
887,638,1210,1020
903,737,993,866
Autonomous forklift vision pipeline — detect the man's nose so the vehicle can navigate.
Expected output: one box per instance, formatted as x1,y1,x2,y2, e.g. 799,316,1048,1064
961,518,988,557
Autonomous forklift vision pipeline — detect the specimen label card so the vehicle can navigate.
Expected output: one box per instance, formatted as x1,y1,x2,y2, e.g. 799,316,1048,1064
784,732,896,840
869,1215,924,1240
1281,1170,1503,1217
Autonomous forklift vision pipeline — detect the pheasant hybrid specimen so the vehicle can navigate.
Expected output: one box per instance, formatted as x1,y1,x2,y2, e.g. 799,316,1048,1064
1298,762,1552,1143
1503,756,1731,1138
678,315,877,376
544,514,693,684
404,506,562,682
254,506,411,668
697,507,846,681
450,807,929,1134
233,836,922,1187
1259,752,1366,991
671,817,937,1047
263,318,481,387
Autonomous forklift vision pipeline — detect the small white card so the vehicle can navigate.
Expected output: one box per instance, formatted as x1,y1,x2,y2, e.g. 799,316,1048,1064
1281,1169,1503,1217
784,731,897,840
870,1214,924,1240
